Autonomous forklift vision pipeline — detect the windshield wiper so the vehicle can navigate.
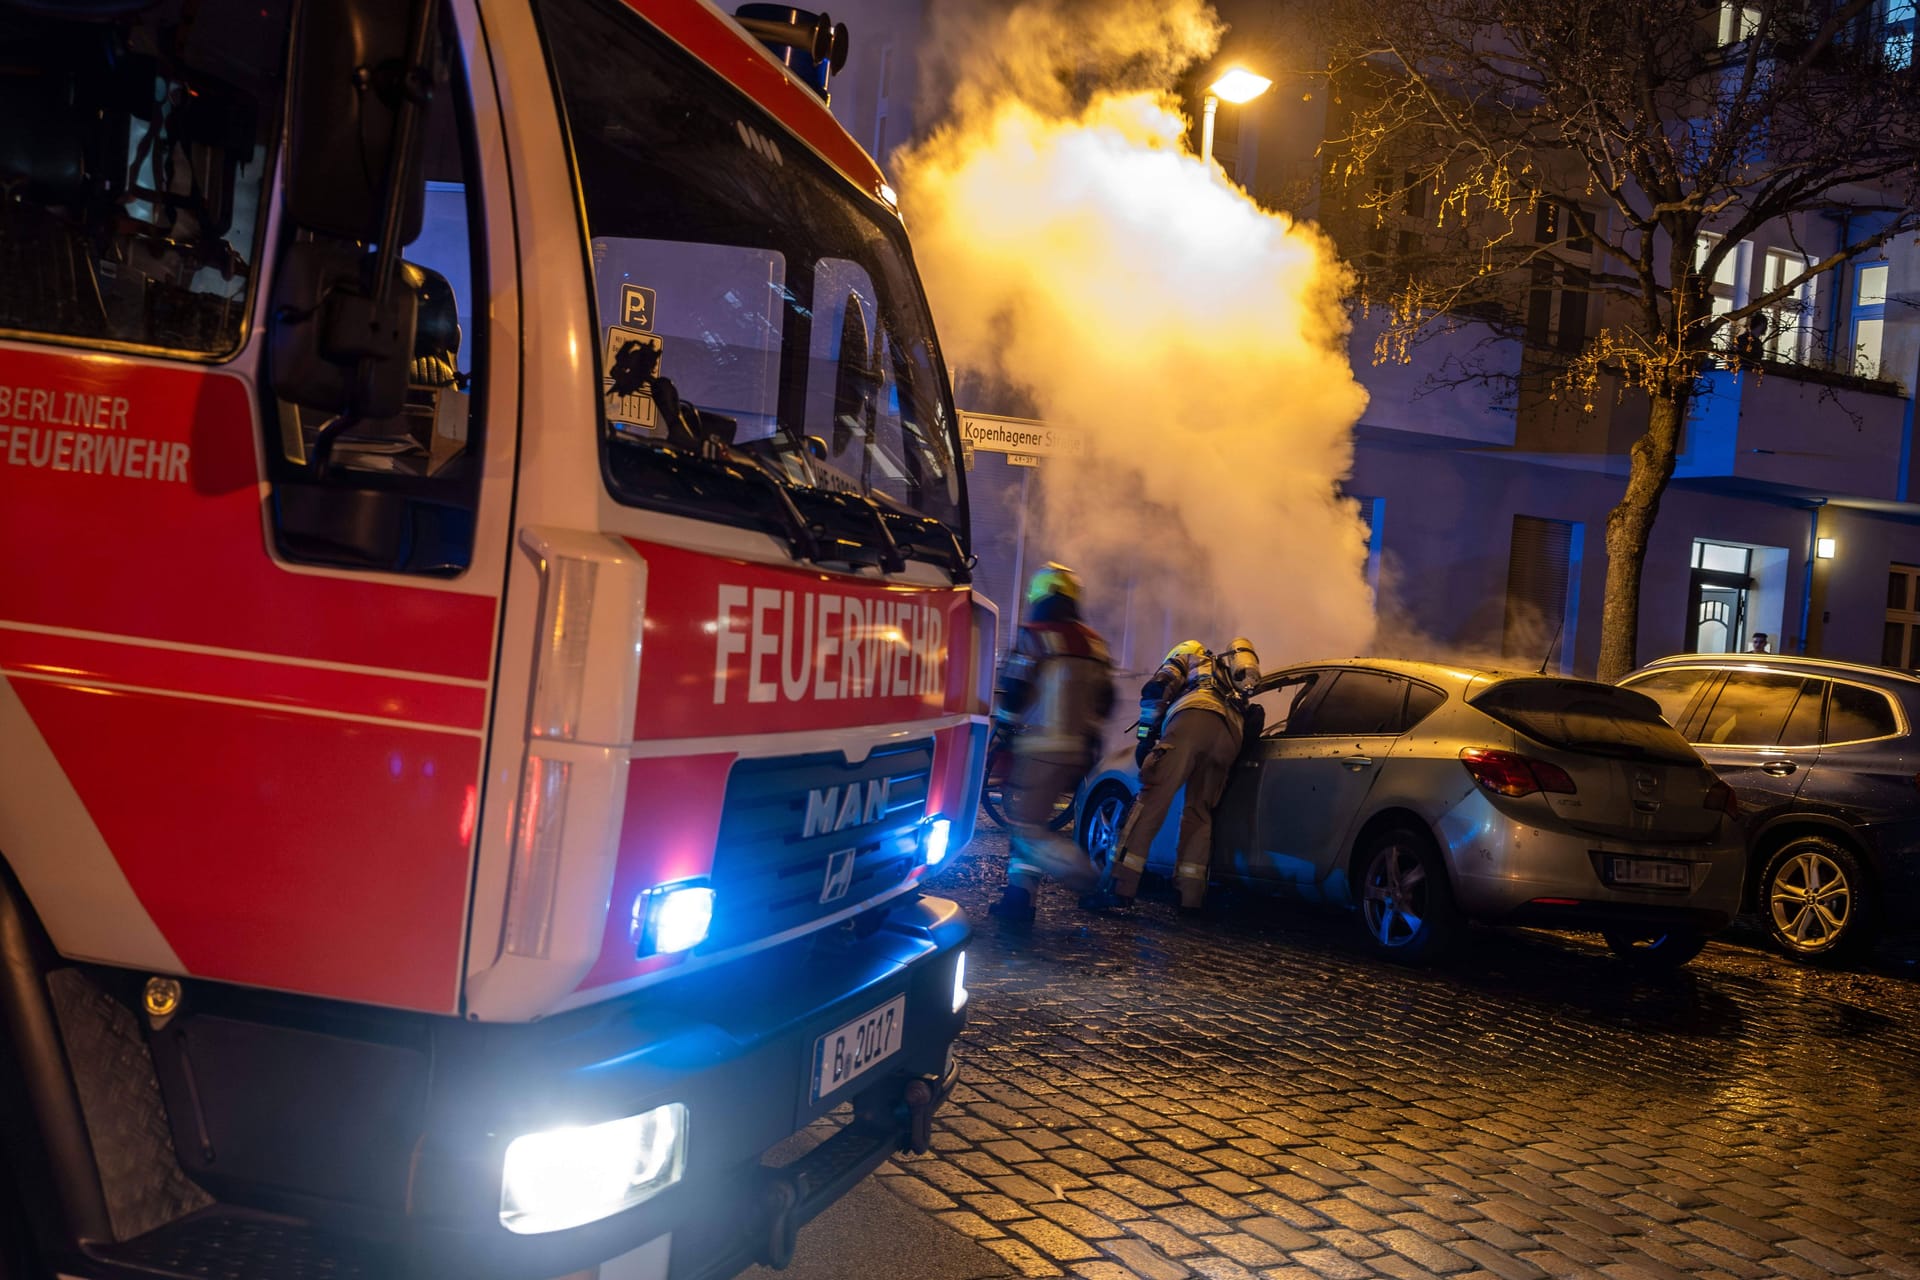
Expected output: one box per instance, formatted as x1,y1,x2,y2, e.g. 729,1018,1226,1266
875,506,971,583
606,353,968,580
605,436,820,562
788,487,906,574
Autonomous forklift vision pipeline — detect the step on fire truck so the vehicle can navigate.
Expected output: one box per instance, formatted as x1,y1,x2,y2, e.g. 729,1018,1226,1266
0,0,991,1275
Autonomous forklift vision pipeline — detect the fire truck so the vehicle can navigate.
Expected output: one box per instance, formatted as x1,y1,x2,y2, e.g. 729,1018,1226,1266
0,0,991,1276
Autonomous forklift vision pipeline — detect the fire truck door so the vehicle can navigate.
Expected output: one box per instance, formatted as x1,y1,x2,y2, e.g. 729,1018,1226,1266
0,0,516,1016
238,0,518,1010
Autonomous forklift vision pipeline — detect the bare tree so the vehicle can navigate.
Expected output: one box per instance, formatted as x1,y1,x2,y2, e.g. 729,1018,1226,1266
1321,0,1920,679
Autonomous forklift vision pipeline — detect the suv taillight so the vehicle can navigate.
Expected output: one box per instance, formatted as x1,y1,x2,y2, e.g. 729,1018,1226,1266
1704,780,1740,818
1460,747,1577,798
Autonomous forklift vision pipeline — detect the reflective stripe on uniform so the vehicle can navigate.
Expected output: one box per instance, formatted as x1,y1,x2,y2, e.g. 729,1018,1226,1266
1117,851,1149,873
1173,863,1207,880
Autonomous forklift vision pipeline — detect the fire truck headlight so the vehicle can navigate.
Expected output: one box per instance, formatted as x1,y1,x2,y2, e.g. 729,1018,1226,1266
951,950,969,1013
636,882,715,957
924,817,952,868
500,1103,688,1234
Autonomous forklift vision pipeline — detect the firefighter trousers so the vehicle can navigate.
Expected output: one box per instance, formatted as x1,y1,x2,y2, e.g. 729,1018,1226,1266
1005,754,1099,894
1110,708,1238,908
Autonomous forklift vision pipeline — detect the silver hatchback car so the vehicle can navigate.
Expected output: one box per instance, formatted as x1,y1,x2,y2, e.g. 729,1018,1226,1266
1076,659,1746,966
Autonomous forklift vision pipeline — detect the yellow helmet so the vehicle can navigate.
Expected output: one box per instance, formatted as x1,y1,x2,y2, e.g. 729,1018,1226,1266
1165,639,1207,665
1025,562,1083,606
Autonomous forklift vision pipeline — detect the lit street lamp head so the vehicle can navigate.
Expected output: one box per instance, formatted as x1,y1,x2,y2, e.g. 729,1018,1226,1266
1208,68,1273,104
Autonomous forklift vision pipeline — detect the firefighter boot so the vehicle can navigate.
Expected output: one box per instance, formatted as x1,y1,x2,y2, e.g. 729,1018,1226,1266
1174,860,1210,913
1079,848,1144,911
988,884,1037,923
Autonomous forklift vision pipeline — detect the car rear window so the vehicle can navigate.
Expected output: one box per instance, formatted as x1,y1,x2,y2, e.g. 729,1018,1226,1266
1470,679,1701,765
1827,683,1900,742
1406,683,1445,729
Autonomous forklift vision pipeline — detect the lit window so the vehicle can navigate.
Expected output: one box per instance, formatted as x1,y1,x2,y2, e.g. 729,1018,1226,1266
1719,2,1762,44
1760,249,1817,365
1852,262,1889,379
1695,233,1750,352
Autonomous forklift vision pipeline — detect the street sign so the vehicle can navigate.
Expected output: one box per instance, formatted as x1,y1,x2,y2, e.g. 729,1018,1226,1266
958,411,1083,461
619,283,656,331
1006,453,1039,468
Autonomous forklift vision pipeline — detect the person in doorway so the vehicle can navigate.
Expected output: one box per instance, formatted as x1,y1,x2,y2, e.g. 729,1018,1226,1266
1083,637,1261,914
1749,632,1772,654
986,564,1116,923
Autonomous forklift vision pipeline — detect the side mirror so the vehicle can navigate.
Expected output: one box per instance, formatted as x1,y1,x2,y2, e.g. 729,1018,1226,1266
283,0,437,243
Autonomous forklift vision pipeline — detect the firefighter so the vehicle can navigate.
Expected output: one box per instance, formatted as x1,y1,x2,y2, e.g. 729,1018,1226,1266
986,564,1117,922
1083,636,1261,912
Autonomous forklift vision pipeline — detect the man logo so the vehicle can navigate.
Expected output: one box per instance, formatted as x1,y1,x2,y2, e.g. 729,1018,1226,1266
820,848,856,904
802,778,892,839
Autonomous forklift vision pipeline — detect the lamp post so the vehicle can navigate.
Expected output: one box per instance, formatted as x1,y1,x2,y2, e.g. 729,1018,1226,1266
1201,67,1273,165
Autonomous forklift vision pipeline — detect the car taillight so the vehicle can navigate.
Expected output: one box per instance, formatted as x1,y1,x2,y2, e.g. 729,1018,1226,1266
1460,748,1577,798
1704,780,1740,818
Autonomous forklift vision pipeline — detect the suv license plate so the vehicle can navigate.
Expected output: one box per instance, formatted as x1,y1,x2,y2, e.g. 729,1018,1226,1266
1606,856,1691,888
812,994,906,1102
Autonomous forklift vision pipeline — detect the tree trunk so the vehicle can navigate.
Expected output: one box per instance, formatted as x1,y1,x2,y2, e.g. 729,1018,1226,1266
1595,387,1690,683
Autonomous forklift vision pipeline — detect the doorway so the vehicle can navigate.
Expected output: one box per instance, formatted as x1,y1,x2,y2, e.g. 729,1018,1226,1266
1686,541,1755,654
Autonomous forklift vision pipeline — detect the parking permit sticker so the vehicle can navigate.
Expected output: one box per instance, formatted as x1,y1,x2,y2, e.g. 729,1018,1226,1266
604,325,663,436
619,284,655,331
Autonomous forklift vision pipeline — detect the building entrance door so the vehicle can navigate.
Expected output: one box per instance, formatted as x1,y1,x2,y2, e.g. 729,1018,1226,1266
1687,568,1752,653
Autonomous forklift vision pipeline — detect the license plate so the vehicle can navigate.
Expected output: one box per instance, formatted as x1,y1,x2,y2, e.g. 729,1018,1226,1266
812,994,906,1102
1605,856,1691,888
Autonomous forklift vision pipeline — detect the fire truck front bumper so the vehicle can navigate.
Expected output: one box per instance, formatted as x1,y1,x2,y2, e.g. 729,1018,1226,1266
411,893,970,1280
127,894,968,1280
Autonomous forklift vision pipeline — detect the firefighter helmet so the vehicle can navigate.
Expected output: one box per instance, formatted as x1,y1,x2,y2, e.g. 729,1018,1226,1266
1025,562,1083,606
1165,639,1207,666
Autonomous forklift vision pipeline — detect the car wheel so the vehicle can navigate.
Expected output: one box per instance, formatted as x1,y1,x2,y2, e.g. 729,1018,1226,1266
1760,835,1874,961
1601,927,1708,970
1355,824,1458,963
1077,782,1133,874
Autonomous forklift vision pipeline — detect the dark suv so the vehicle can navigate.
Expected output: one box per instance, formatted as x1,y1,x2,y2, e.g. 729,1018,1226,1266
1619,655,1920,961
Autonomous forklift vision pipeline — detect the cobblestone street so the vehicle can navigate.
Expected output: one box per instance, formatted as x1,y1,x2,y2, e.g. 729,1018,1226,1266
875,827,1920,1280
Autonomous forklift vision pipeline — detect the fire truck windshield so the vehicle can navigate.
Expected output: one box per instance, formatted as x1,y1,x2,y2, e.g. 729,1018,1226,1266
538,0,969,570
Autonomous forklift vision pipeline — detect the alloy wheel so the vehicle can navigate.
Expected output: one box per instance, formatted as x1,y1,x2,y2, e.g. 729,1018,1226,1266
1361,841,1428,948
1769,848,1853,951
1082,791,1129,871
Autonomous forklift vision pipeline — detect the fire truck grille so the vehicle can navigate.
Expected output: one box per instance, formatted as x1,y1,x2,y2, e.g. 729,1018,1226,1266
705,738,934,951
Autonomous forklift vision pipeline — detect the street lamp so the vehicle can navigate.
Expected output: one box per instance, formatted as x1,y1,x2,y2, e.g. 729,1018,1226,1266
1201,67,1273,165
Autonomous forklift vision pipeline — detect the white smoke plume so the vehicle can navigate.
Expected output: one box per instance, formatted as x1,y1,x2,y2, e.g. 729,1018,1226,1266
897,0,1376,668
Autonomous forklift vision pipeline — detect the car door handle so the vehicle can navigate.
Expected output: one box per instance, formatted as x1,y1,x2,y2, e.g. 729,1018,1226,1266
1341,755,1374,771
1761,760,1797,776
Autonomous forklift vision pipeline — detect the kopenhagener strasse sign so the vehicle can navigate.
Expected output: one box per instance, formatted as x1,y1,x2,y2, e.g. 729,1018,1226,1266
958,411,1084,458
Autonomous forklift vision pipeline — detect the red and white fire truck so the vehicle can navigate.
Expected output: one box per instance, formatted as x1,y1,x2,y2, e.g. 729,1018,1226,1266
0,0,991,1275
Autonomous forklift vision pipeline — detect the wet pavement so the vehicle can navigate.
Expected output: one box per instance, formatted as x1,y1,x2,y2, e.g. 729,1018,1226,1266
862,826,1920,1280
